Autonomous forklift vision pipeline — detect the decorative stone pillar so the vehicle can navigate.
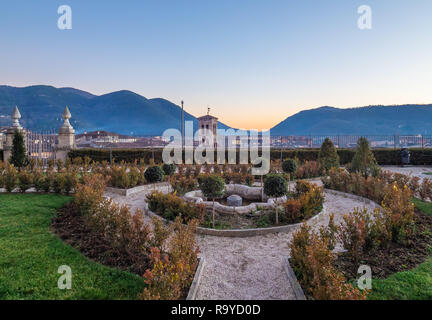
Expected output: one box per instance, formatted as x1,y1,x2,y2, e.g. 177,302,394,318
3,106,25,163
55,106,76,162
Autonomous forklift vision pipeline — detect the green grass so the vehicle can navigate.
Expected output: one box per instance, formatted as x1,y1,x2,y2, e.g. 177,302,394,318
369,257,432,300
368,198,432,300
0,194,145,300
423,172,432,176
412,198,432,216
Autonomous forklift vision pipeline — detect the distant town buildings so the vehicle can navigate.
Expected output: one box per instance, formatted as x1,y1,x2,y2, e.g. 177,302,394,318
75,131,167,149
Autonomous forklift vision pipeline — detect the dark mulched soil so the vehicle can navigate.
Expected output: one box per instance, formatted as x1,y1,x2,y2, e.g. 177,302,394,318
51,203,151,276
333,208,432,280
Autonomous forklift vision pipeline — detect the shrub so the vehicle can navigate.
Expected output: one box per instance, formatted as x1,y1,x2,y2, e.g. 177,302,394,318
33,170,45,192
295,161,321,179
139,218,199,300
0,166,4,188
297,186,324,219
318,138,340,171
56,159,64,171
338,209,369,263
64,171,79,195
42,173,54,193
199,174,225,228
282,159,298,177
109,165,130,189
283,199,302,223
264,174,287,198
289,223,366,300
4,165,18,192
305,235,366,300
17,169,33,193
53,174,66,194
69,147,432,166
128,166,140,188
162,163,176,176
382,184,415,242
295,180,314,197
289,223,313,286
146,191,205,224
348,137,380,177
283,183,324,223
319,213,337,251
145,166,164,183
419,178,432,201
74,174,107,216
169,174,197,196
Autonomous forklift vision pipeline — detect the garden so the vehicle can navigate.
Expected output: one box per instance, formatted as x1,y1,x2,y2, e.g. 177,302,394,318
289,138,432,300
1,131,432,300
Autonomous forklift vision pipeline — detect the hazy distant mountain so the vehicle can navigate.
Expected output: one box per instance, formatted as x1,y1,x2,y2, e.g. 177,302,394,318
2,86,431,136
0,85,229,135
271,105,432,135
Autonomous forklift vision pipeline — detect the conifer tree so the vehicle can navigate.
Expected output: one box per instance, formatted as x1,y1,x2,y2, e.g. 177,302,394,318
349,137,379,177
10,130,28,168
318,138,340,171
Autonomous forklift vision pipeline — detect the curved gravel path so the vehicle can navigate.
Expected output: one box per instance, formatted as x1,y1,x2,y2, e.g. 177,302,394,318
381,165,432,182
105,186,379,300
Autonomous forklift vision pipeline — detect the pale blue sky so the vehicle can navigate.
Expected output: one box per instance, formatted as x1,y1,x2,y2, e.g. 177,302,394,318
1,0,432,129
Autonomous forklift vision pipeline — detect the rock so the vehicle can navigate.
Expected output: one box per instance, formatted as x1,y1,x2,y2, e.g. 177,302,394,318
227,194,242,207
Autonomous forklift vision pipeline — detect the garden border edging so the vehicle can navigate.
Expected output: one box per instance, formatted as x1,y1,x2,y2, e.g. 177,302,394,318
283,257,306,300
186,258,206,300
145,204,326,238
106,182,172,197
144,189,381,238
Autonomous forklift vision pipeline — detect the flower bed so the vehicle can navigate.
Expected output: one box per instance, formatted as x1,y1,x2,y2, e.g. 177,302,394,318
54,173,201,300
145,181,325,237
289,168,432,300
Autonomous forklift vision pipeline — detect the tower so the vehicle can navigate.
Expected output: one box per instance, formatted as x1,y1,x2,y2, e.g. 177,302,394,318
197,108,218,148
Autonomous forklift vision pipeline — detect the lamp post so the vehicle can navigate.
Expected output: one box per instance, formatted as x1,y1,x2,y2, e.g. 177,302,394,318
181,100,184,150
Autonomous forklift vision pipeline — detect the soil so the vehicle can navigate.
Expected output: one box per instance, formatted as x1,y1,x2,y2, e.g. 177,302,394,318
51,202,151,276
201,207,322,230
202,210,273,229
333,208,432,280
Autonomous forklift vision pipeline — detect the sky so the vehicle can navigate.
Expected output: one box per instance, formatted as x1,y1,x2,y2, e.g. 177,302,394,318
1,0,432,130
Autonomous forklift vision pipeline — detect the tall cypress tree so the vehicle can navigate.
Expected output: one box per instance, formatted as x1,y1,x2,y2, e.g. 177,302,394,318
349,137,379,177
318,138,340,171
10,130,28,168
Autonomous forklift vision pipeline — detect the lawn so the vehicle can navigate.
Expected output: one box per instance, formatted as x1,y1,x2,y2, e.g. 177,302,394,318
412,198,432,217
0,194,145,300
368,198,432,300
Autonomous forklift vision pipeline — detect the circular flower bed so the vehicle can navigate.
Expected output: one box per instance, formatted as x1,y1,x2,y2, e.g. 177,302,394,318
146,181,325,232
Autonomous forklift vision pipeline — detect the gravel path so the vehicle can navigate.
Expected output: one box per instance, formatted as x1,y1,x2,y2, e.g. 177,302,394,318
381,165,432,182
105,186,378,300
194,190,378,300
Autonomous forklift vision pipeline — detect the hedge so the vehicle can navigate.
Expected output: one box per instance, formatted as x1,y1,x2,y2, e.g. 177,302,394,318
68,148,163,164
68,148,432,166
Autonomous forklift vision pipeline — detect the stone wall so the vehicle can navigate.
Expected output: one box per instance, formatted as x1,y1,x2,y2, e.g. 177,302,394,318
106,182,172,197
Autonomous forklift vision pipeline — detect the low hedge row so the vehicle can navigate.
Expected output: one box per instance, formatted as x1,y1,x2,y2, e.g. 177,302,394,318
68,148,432,165
68,149,163,164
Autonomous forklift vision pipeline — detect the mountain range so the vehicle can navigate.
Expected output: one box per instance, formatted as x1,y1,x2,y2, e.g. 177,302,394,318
0,85,229,135
271,105,432,135
0,85,432,135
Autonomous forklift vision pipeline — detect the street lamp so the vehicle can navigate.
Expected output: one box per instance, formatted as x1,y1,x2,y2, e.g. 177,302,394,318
181,100,184,150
